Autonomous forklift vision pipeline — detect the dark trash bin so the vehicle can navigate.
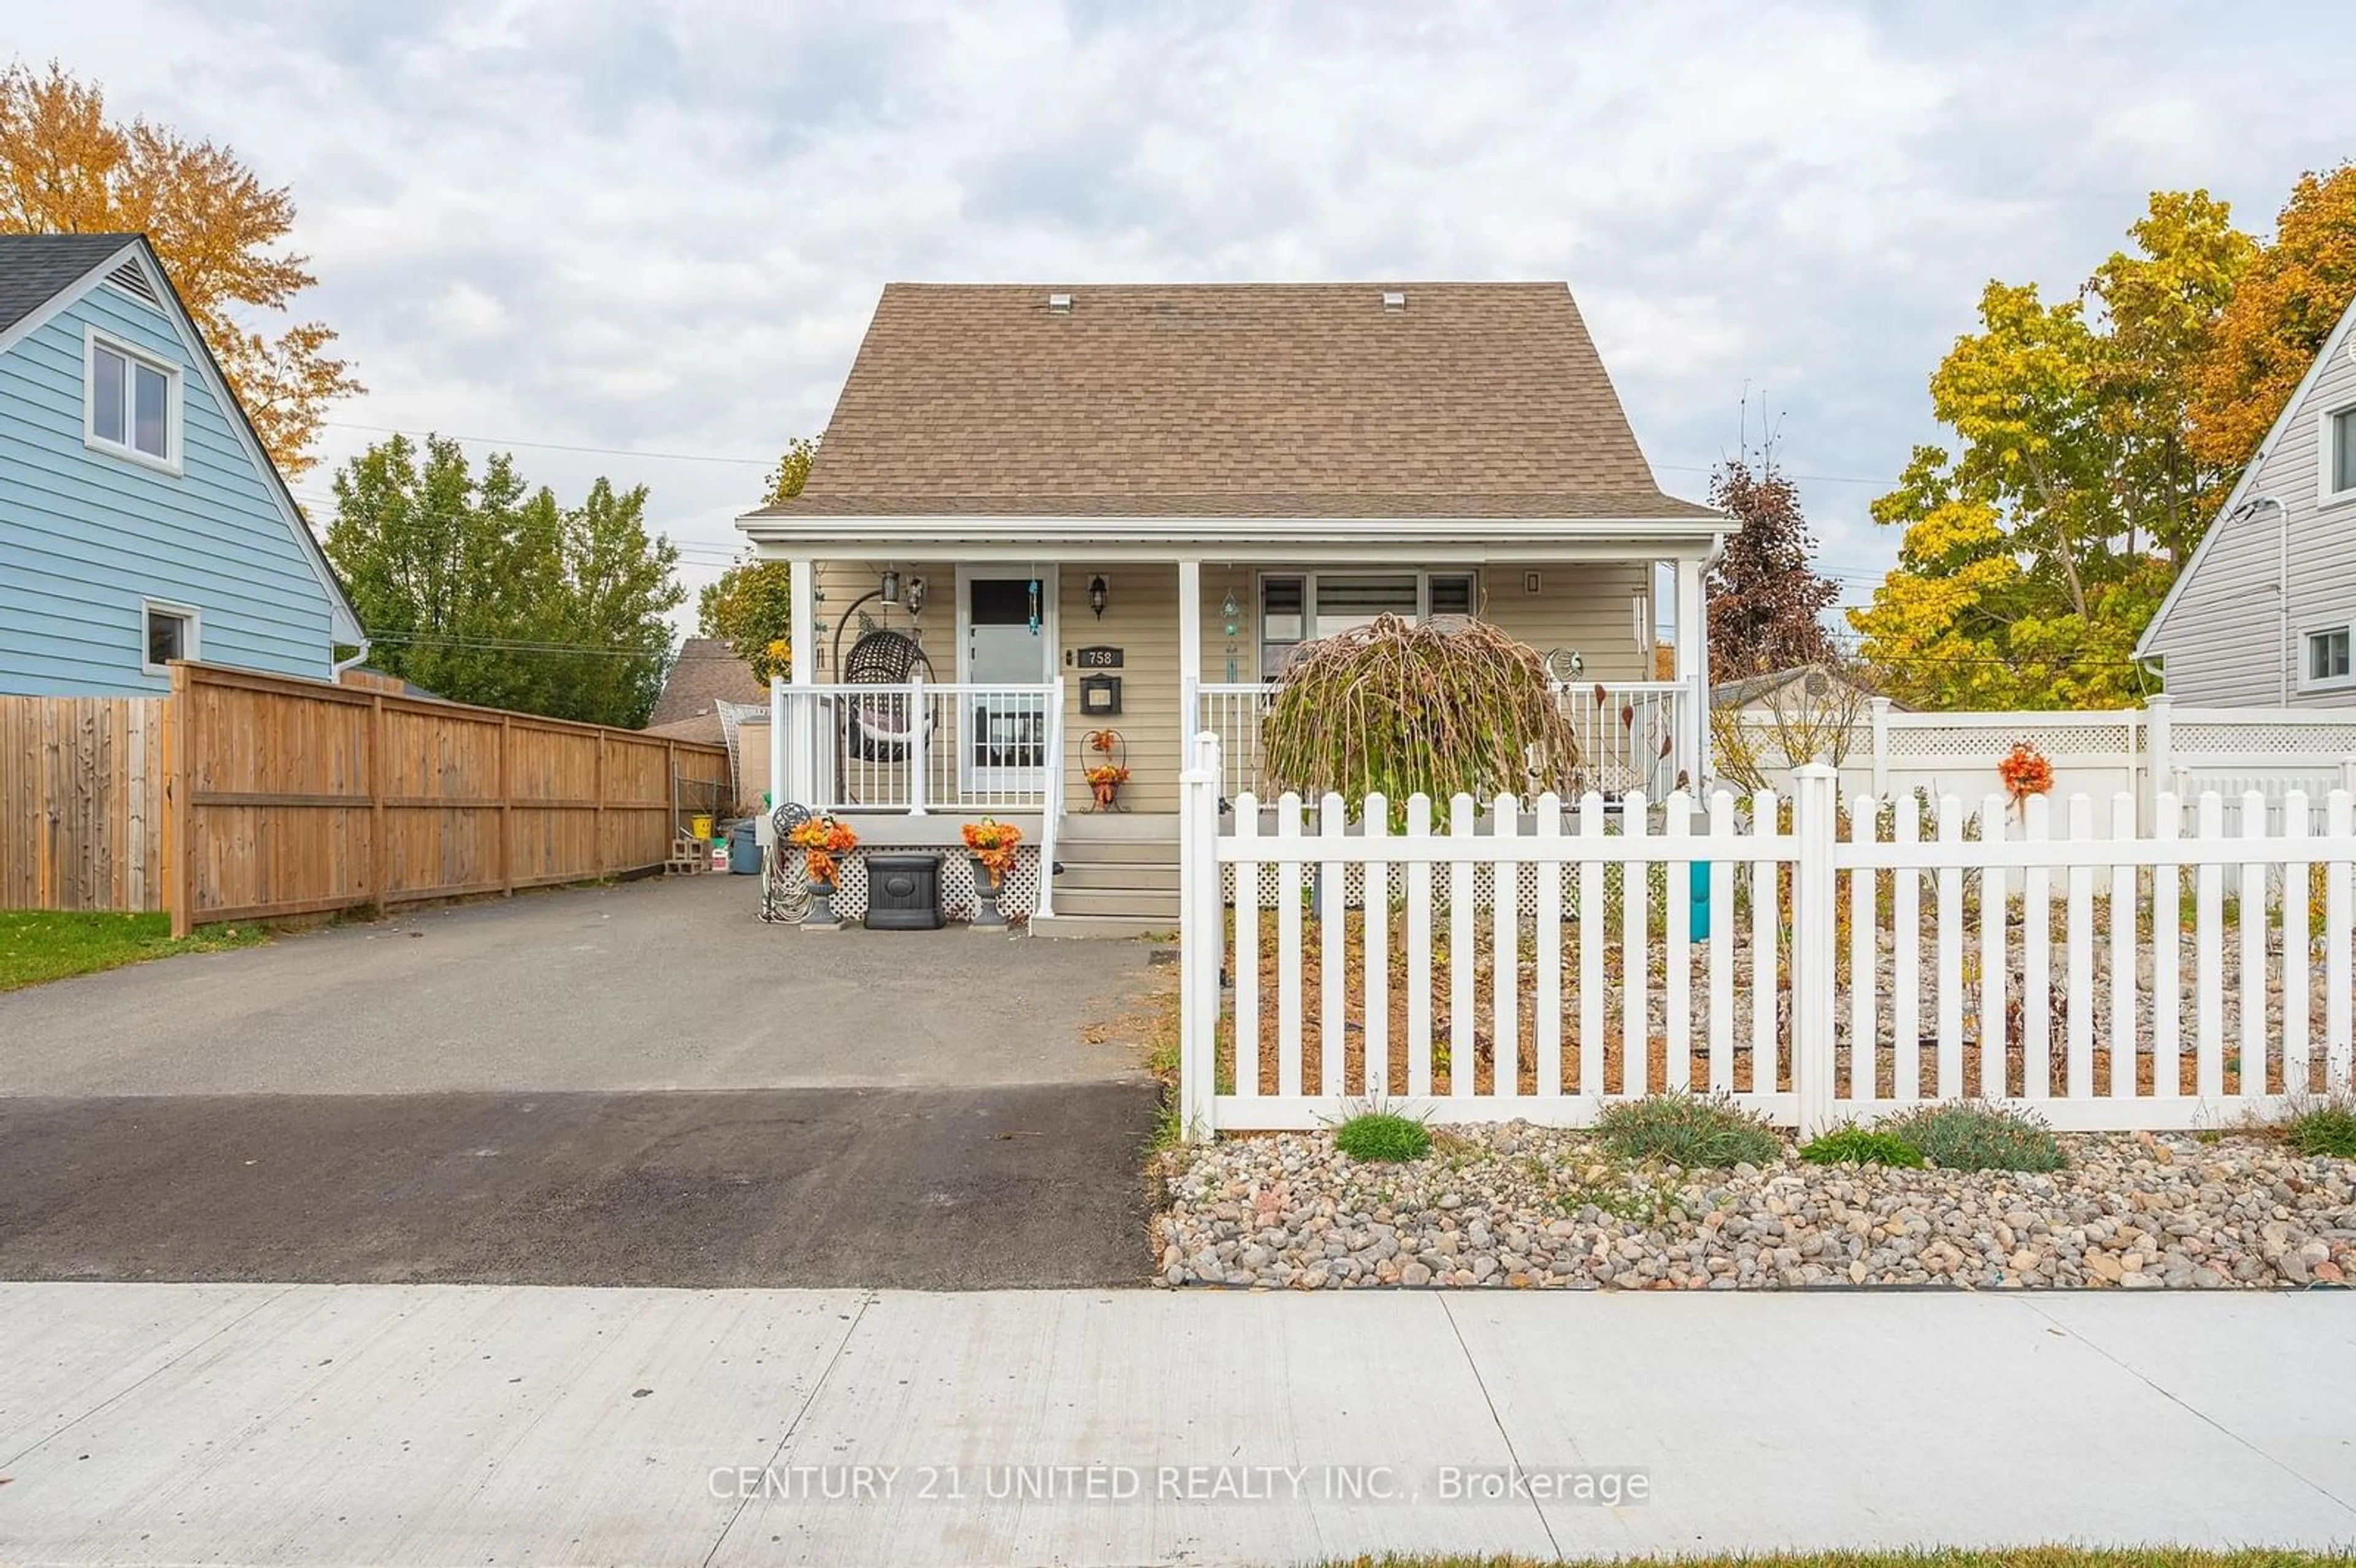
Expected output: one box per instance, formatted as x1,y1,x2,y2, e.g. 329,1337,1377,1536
726,819,762,875
865,853,944,929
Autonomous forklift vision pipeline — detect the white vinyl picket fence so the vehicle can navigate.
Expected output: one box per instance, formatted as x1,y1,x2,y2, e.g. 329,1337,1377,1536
1174,733,2356,1140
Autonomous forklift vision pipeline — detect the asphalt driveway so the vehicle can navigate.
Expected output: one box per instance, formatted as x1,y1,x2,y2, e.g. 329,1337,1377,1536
0,877,1167,1288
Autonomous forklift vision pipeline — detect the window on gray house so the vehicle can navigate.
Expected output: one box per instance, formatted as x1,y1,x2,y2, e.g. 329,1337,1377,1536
2332,407,2356,498
2308,626,2350,684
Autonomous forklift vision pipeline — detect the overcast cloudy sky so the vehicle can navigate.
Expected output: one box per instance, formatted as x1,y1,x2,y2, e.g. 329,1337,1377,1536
12,1,2355,623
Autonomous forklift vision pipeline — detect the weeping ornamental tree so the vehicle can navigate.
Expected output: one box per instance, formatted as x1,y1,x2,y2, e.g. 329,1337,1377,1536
1258,615,1580,813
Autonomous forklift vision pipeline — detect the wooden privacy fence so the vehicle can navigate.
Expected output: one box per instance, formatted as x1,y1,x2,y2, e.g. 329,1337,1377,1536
0,696,170,912
169,664,731,933
1174,733,2356,1140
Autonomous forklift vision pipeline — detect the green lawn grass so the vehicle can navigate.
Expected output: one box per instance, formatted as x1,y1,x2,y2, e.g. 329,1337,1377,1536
1319,1544,2346,1553
0,910,266,991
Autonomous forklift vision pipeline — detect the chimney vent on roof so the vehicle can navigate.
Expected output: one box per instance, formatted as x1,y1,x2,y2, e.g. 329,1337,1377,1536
1380,290,1407,311
1046,291,1073,313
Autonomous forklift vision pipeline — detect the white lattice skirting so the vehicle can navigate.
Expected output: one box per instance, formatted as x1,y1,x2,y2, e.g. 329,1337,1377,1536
825,845,1039,924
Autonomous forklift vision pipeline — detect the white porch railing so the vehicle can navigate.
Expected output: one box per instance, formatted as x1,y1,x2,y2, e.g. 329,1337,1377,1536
776,681,1062,815
1555,680,1684,797
1190,679,1688,804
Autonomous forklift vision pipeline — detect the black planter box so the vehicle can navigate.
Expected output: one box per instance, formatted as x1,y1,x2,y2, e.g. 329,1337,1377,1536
864,853,944,930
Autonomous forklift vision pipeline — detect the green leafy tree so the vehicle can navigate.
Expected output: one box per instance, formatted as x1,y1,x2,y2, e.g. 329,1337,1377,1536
1853,191,2252,709
698,436,815,681
326,434,681,725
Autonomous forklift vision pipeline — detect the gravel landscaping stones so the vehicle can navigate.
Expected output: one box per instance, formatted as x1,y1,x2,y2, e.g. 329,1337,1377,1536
1153,1124,2356,1290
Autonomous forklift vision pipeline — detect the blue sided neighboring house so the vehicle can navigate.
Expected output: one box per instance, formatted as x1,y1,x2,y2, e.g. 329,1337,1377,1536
0,232,364,696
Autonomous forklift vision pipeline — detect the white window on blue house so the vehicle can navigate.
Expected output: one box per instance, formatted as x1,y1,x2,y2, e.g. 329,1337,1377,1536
85,328,180,471
142,601,199,675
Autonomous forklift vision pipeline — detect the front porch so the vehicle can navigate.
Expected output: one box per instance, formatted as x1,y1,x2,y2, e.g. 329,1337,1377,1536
752,526,1724,932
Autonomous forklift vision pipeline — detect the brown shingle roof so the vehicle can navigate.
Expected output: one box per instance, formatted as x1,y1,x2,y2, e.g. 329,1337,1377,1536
647,637,766,729
750,283,1717,523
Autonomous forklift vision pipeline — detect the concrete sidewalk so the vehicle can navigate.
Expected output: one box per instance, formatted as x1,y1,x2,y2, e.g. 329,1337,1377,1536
1,1285,2351,1567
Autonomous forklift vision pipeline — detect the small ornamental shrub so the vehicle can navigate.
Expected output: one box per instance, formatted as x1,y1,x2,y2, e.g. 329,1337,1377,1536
1595,1091,1780,1169
1799,1123,1927,1168
1331,1110,1433,1164
1259,613,1582,812
1882,1101,2064,1172
2282,1097,2356,1159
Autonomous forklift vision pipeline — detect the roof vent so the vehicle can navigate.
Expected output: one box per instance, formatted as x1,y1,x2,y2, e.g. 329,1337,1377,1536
1046,291,1073,313
1380,290,1406,312
106,259,161,308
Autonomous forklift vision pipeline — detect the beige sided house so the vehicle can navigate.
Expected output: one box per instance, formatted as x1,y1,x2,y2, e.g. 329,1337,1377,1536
739,282,1727,936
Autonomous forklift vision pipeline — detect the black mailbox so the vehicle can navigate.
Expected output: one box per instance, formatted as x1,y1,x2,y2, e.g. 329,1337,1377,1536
1079,673,1122,717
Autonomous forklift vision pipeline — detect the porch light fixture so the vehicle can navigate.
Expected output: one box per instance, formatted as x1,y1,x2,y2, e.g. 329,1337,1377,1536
880,569,901,604
1087,574,1109,618
903,575,927,615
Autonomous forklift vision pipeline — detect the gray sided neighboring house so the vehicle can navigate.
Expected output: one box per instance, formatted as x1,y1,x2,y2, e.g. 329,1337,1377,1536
2138,292,2356,706
0,233,362,696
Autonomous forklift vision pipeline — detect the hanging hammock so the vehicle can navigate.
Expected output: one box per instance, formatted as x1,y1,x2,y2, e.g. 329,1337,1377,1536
839,627,936,761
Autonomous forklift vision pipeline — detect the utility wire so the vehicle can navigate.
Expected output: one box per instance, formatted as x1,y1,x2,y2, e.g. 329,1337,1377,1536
320,421,774,465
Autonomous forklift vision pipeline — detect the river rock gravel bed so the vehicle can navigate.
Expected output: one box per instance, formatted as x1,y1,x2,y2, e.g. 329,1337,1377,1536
1152,1126,2356,1290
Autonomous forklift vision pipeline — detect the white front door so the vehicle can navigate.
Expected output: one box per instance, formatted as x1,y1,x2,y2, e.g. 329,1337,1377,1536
957,567,1057,798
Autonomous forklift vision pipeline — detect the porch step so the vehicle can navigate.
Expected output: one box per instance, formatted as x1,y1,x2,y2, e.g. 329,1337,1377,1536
1049,886,1180,921
1030,911,1180,940
1053,861,1180,893
1045,826,1179,927
1045,835,1179,864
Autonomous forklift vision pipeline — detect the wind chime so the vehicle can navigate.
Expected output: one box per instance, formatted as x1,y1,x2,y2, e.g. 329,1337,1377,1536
1221,579,1242,682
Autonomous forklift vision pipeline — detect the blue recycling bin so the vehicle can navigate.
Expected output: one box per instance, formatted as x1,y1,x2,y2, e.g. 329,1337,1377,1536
1690,859,1711,942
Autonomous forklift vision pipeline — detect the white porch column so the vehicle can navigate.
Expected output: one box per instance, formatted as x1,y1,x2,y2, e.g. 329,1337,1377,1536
787,556,816,806
768,673,787,824
1673,553,1709,788
1177,556,1203,744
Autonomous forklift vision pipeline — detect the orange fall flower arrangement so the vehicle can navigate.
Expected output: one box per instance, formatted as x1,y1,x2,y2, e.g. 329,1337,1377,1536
786,813,858,883
1084,762,1130,805
961,816,1023,884
1996,741,2055,811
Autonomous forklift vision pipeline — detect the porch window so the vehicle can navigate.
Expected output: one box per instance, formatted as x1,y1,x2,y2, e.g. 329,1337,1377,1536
1312,573,1419,636
1257,570,1482,677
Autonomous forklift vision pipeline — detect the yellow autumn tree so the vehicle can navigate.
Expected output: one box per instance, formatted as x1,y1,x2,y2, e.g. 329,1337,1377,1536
1853,191,2252,709
2187,163,2356,481
0,61,357,475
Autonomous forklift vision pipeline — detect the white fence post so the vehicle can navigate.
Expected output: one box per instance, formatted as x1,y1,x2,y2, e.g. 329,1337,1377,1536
2141,693,2170,832
1790,763,1839,1138
1179,730,1223,1141
1868,697,1890,800
907,674,928,815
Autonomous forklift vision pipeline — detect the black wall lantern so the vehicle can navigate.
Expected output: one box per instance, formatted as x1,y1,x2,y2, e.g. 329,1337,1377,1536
1087,574,1109,619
